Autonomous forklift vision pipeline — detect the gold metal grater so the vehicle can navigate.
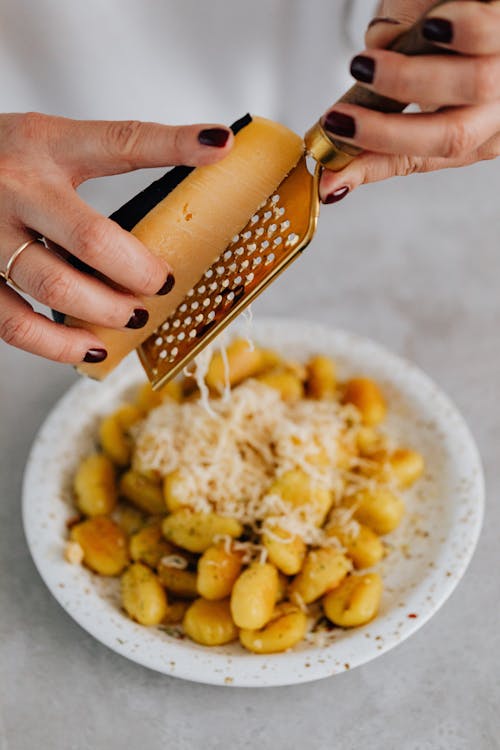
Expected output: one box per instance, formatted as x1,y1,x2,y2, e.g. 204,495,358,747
138,0,476,389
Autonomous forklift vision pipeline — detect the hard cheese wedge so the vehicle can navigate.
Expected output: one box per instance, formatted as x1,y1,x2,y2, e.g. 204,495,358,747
70,116,304,380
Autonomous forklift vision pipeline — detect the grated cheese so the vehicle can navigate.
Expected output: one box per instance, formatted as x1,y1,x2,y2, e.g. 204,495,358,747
133,378,366,548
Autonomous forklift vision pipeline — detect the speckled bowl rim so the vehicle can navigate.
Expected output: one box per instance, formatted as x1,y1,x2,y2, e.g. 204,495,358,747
22,319,484,687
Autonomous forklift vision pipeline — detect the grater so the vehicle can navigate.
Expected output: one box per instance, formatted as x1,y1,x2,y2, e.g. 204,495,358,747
133,0,479,389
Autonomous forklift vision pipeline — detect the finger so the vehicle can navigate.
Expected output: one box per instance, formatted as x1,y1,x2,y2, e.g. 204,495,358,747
349,49,500,106
50,119,234,180
320,100,500,158
423,0,500,55
0,281,107,364
16,185,173,297
319,134,500,199
2,231,150,330
365,1,435,48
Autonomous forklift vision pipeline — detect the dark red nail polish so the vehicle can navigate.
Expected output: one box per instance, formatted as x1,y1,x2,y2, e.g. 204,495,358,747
350,55,375,84
324,186,350,204
156,273,175,296
83,348,108,363
126,308,149,329
323,111,356,139
198,128,230,148
422,18,453,43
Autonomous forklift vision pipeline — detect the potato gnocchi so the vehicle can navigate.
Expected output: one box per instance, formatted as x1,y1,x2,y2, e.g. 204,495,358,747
65,338,424,654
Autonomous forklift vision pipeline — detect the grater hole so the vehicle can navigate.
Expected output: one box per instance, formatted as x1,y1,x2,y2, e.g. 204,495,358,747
288,233,299,245
221,279,230,288
216,266,225,275
271,194,280,203
161,321,170,331
232,234,239,243
204,268,213,279
234,275,242,285
266,253,275,264
203,298,211,307
263,211,272,222
187,288,194,297
195,313,203,323
240,259,249,270
273,236,283,246
177,331,185,341
255,228,264,237
262,240,269,250
242,231,252,240
235,247,244,256
276,207,285,217
214,294,223,305
197,284,206,294
246,272,255,282
179,303,187,313
191,301,199,311
209,281,218,292
159,350,167,360
229,262,237,273
171,346,179,357
223,250,232,261
189,329,196,338
247,242,257,253
166,334,174,343
253,256,262,266
281,220,290,231
227,291,235,301
208,310,215,320
185,316,192,325
251,214,259,224
268,223,277,235
155,337,163,347
173,319,181,328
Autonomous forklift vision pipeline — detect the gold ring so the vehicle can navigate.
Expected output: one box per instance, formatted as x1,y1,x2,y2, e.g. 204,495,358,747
0,237,44,292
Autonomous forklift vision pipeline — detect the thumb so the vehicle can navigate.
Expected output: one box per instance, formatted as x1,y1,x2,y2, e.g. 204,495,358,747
319,151,444,201
53,117,233,180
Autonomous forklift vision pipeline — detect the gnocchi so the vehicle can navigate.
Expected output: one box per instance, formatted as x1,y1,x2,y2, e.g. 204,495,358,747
65,339,424,654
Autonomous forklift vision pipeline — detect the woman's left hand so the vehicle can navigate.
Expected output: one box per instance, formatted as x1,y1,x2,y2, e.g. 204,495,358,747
319,0,500,203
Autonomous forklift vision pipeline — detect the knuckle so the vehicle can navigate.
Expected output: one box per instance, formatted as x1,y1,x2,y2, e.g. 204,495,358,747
71,215,115,260
16,112,50,144
0,312,36,347
395,155,422,177
172,127,188,161
104,120,144,162
31,266,77,307
443,122,475,159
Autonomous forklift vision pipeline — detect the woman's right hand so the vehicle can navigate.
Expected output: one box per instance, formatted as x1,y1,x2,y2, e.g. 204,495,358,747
0,112,233,363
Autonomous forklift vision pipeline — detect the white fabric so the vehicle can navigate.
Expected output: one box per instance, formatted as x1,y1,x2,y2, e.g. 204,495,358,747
0,0,375,211
0,0,374,132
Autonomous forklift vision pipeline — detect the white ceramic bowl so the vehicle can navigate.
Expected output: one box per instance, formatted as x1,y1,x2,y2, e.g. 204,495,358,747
22,319,484,687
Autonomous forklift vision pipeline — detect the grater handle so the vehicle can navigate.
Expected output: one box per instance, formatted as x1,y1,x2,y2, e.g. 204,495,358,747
305,0,490,171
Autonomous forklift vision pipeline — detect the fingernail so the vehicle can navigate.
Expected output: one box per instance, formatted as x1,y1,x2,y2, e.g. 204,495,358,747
198,128,230,148
422,17,453,43
323,111,356,139
83,348,108,363
126,308,149,329
367,16,401,30
350,55,375,84
324,186,350,205
156,273,175,296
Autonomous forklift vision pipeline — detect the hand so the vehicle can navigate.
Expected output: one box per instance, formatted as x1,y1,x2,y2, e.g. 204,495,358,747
0,113,232,362
319,0,500,203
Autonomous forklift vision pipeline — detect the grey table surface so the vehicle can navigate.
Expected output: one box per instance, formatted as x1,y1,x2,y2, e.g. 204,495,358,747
0,160,499,750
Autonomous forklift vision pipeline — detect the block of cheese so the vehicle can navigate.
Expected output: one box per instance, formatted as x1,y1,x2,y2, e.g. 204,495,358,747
70,116,304,380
